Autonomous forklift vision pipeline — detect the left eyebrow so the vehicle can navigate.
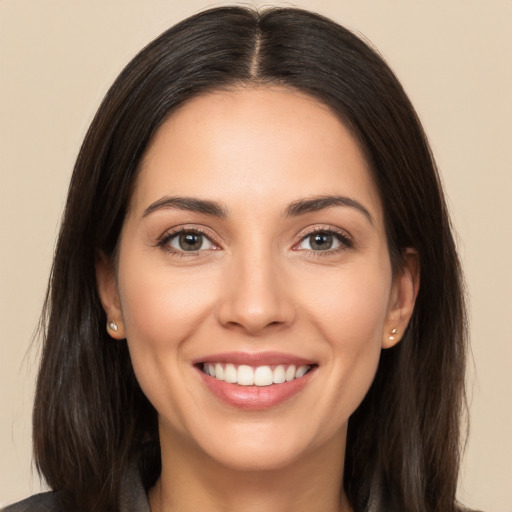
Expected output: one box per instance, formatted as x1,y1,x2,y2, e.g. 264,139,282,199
284,195,373,225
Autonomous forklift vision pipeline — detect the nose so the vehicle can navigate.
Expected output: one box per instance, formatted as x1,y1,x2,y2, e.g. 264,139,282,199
216,249,296,335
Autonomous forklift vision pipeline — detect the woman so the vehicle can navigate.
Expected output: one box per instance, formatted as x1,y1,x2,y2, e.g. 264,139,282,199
4,6,468,512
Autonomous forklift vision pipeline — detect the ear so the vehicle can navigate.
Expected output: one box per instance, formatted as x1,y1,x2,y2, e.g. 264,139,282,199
96,251,126,340
382,248,420,349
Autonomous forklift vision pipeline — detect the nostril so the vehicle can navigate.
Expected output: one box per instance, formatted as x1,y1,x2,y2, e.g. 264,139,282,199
215,275,296,333
223,318,288,335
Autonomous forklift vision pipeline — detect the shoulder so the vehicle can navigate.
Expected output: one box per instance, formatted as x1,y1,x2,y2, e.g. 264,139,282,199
1,492,64,512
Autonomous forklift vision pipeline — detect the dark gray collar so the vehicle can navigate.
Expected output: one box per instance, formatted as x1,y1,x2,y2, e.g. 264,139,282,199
119,463,152,512
2,464,152,512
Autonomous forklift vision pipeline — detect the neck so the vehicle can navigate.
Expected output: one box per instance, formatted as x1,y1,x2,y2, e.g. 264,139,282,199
149,426,351,512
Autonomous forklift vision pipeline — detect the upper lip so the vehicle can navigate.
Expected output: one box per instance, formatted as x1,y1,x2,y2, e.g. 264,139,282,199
193,351,316,367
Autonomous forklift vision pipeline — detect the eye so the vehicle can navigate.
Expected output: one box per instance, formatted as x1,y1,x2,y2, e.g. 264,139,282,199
160,229,217,253
296,229,352,252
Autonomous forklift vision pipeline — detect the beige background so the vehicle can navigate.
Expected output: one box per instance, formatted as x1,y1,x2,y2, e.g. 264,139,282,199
1,0,511,510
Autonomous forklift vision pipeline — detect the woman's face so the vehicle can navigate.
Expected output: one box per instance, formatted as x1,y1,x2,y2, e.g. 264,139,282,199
98,87,416,472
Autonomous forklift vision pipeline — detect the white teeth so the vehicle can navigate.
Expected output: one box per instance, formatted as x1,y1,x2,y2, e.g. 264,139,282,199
295,365,308,378
202,362,312,386
215,363,224,380
224,363,237,383
254,366,273,386
237,365,254,385
285,365,296,382
273,365,286,384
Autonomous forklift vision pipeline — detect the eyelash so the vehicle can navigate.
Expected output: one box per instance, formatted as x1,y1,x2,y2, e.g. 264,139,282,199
156,226,353,257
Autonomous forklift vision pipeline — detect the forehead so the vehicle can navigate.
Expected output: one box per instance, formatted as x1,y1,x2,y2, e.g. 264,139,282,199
132,86,383,225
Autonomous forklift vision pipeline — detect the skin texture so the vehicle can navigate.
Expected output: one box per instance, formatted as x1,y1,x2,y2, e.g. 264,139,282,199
97,87,419,512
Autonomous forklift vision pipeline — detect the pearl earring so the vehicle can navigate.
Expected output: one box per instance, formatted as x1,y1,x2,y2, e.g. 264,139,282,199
388,328,397,341
108,321,118,332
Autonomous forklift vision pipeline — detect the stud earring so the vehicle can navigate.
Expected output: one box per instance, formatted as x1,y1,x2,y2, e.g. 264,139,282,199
108,321,118,332
388,328,397,342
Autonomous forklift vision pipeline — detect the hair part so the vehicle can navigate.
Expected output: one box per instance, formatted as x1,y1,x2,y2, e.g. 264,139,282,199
33,6,468,512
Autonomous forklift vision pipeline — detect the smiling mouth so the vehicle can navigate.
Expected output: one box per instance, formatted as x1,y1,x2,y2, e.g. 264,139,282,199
199,363,315,387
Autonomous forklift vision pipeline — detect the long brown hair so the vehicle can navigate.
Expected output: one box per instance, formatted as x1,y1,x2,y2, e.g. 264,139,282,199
33,6,468,512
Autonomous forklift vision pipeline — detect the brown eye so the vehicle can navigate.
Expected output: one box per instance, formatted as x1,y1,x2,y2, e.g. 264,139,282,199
166,230,215,252
296,229,352,252
309,233,335,250
179,233,203,251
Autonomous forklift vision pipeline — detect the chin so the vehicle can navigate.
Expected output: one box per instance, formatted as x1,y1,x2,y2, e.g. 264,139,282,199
188,416,346,474
202,439,309,472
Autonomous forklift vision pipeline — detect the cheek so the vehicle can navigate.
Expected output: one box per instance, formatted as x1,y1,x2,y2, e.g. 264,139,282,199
298,257,391,411
116,250,219,391
118,251,219,346
116,256,224,434
302,257,392,343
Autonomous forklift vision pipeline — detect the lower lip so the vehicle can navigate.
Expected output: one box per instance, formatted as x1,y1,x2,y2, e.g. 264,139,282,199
198,368,315,410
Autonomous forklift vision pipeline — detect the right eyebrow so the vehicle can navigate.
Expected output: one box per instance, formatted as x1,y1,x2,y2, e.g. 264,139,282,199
142,196,228,218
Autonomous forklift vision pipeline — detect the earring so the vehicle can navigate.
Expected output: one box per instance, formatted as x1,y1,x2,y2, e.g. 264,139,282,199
388,328,397,342
108,320,118,332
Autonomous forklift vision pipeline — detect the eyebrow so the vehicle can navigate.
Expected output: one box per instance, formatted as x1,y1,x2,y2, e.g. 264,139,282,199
142,194,373,224
143,196,228,218
285,195,373,224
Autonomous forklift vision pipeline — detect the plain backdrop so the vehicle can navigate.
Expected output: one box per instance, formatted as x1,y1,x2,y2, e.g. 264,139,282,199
1,1,511,510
